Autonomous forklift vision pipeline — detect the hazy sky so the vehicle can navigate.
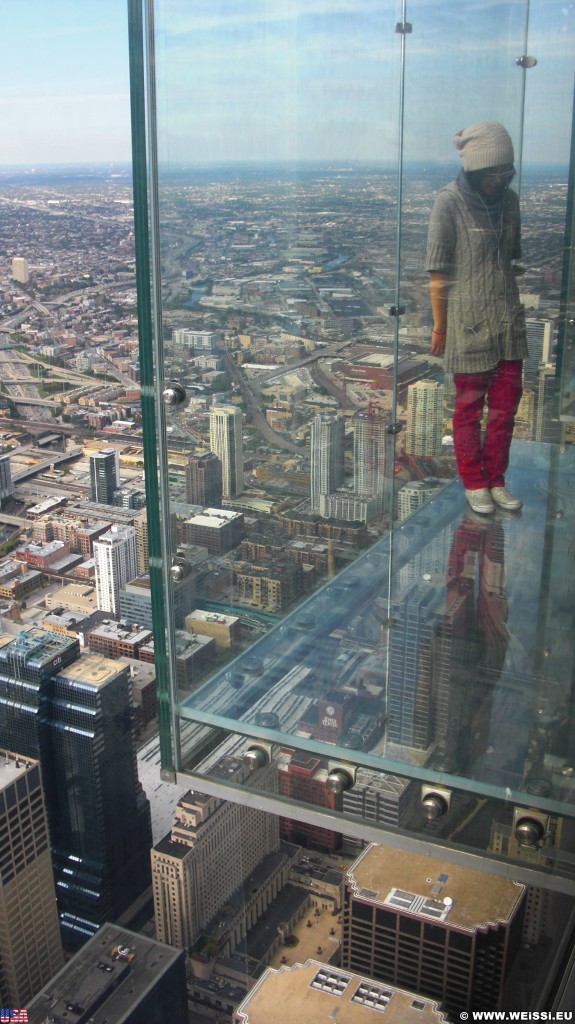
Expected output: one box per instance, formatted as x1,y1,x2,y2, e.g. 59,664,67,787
1,0,574,167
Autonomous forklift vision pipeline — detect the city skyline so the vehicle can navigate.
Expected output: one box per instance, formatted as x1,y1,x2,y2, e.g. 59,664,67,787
1,0,574,166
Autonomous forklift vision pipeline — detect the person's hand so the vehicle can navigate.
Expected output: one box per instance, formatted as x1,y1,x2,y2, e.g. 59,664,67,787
431,328,446,355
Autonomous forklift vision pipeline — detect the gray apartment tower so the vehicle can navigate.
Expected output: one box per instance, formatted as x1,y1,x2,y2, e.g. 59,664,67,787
0,629,152,947
353,410,388,514
310,411,344,514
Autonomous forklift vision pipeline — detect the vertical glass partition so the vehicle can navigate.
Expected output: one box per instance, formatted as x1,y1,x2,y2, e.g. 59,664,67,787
132,0,575,894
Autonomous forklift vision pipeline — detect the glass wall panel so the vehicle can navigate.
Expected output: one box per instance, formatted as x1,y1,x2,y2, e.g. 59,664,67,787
132,0,575,889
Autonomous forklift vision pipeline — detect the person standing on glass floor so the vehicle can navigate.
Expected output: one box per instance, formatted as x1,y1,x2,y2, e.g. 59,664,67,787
426,120,528,515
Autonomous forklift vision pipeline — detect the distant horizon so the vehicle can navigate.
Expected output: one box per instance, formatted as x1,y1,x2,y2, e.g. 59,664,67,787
0,158,569,173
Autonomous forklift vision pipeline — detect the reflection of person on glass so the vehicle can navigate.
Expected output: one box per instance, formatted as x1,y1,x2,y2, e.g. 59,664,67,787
426,121,528,515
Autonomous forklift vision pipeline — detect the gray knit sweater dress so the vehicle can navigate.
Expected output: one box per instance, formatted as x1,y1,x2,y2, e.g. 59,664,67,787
426,181,528,375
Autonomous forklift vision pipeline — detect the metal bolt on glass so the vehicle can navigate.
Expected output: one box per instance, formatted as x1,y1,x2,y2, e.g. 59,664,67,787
169,557,192,583
162,381,187,406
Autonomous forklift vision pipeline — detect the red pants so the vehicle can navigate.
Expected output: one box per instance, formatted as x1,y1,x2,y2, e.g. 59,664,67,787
452,360,523,490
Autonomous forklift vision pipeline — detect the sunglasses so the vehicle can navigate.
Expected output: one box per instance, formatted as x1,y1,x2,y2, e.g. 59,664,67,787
482,166,515,181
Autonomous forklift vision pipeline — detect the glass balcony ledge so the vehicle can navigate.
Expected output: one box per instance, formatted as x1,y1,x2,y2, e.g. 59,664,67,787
175,439,575,888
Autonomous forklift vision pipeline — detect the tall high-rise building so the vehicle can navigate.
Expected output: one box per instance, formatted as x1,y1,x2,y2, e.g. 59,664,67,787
353,410,388,512
152,755,279,951
524,319,558,442
388,582,441,750
134,509,176,574
0,453,13,502
11,257,29,284
209,405,244,498
406,380,444,456
49,653,152,944
89,448,120,504
396,478,445,521
0,630,152,947
525,317,554,387
341,844,525,1017
0,750,63,1007
310,411,344,513
94,524,138,615
134,508,149,573
186,450,223,506
26,923,188,1024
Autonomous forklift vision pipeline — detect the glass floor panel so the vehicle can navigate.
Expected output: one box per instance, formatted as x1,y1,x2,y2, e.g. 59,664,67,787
177,439,575,884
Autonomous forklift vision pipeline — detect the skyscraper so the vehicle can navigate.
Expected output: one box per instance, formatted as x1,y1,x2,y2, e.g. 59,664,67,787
388,582,439,749
524,317,554,388
89,448,120,504
186,450,223,506
134,508,149,573
310,411,344,513
49,653,152,945
341,844,525,1017
0,750,63,1007
94,524,138,615
524,319,557,441
152,755,279,951
26,923,188,1024
0,630,152,947
209,405,244,498
0,453,13,502
353,410,388,511
406,381,444,456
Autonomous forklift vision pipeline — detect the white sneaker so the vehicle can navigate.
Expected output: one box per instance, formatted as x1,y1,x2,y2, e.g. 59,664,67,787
490,486,523,510
465,488,495,514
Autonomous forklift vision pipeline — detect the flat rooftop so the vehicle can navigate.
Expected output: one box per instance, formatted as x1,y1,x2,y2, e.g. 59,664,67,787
235,959,448,1023
0,627,78,665
26,922,185,1024
55,651,124,688
188,608,239,625
348,844,525,932
187,509,243,528
0,749,38,794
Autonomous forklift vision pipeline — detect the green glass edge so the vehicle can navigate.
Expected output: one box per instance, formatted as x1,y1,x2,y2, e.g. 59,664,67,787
127,0,173,773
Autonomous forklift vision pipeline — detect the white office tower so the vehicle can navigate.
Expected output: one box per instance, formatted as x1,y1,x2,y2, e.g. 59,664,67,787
310,411,344,513
11,257,29,284
353,410,387,513
525,318,554,384
209,404,244,498
406,380,445,456
525,318,557,441
94,525,138,616
0,454,13,501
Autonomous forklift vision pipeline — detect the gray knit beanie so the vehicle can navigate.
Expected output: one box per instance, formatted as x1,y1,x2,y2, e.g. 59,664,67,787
453,121,514,172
